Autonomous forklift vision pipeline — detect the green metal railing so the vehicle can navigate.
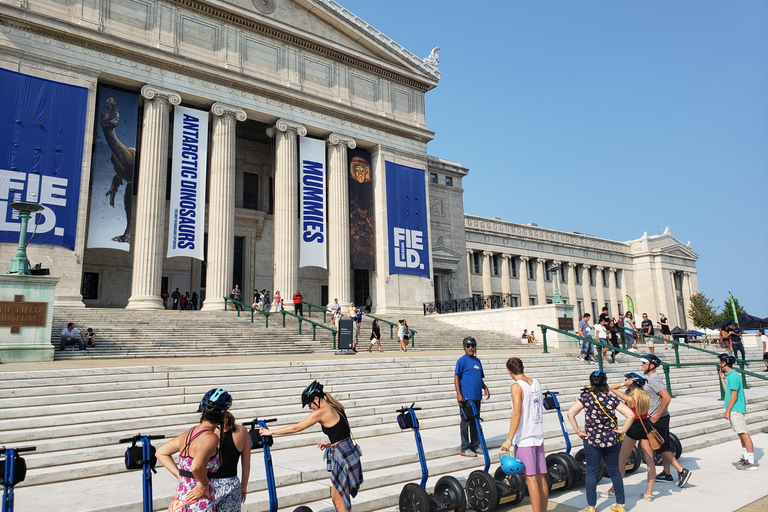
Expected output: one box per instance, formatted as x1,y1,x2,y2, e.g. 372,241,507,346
224,297,337,347
304,302,418,348
537,324,768,399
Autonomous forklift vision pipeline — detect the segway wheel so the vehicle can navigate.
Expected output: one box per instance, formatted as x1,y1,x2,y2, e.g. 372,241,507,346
574,448,603,483
625,445,642,474
465,470,499,512
545,453,575,492
400,483,431,512
293,507,313,512
492,467,526,505
435,476,467,512
561,452,582,487
669,432,683,459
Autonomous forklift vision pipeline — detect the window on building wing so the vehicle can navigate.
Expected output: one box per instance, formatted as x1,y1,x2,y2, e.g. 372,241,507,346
430,173,438,183
445,176,453,186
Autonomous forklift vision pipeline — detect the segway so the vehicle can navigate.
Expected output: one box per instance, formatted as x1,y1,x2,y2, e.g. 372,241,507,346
1,445,35,512
461,400,526,512
119,433,165,512
540,391,580,491
651,431,683,466
244,417,312,512
396,404,466,512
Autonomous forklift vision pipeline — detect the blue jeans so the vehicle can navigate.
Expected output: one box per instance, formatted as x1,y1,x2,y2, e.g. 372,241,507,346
580,336,594,357
460,399,482,452
583,441,624,506
732,342,745,360
60,336,85,351
624,330,634,349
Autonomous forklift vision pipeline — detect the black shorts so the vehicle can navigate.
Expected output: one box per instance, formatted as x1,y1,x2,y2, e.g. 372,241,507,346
626,418,651,440
763,353,768,360
650,414,672,453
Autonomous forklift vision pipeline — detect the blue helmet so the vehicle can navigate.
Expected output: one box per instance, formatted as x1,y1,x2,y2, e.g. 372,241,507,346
589,370,608,387
624,372,647,388
718,353,737,367
500,454,525,475
198,388,232,416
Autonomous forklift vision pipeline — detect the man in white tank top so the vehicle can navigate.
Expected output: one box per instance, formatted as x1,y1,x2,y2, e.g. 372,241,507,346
500,357,548,512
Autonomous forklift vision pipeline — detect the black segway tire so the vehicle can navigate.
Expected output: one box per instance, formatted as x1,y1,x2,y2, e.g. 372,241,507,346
492,467,526,505
669,432,683,459
293,507,313,512
574,448,604,483
465,470,499,512
545,453,575,492
435,475,466,512
561,452,582,488
625,445,642,474
400,483,431,512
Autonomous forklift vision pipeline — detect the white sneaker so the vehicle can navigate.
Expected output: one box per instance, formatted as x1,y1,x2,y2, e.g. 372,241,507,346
577,356,584,362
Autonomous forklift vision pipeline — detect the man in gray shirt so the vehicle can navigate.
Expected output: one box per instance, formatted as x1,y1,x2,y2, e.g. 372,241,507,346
642,354,692,488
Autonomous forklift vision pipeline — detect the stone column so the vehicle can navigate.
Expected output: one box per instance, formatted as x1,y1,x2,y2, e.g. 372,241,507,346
481,251,493,298
682,271,692,328
201,103,247,311
519,256,530,306
267,119,307,303
126,85,181,310
581,264,592,315
567,262,578,307
500,253,511,295
535,258,547,305
608,267,619,316
595,266,606,313
466,250,474,296
326,133,356,307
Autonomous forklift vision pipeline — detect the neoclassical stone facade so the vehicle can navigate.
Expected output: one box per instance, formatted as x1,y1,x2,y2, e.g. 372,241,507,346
0,0,440,315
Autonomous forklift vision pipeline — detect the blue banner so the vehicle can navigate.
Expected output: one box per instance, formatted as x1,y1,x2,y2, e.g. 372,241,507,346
386,161,430,278
0,69,88,250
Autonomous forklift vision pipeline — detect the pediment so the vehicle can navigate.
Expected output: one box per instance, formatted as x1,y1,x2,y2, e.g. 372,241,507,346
215,0,440,86
432,237,462,269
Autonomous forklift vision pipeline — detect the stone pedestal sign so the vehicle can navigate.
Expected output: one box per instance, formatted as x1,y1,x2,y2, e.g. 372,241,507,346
0,275,59,362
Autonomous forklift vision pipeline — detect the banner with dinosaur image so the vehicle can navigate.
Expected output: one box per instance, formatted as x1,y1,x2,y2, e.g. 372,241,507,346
86,86,139,251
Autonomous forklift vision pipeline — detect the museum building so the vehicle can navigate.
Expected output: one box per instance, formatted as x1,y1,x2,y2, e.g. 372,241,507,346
0,0,699,325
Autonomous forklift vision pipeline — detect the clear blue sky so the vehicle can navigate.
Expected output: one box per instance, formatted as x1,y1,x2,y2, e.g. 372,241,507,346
341,0,768,317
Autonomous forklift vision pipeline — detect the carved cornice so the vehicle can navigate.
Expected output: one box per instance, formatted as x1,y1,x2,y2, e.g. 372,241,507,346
141,85,182,105
327,133,356,149
0,19,433,144
0,47,99,79
211,102,247,121
266,118,307,137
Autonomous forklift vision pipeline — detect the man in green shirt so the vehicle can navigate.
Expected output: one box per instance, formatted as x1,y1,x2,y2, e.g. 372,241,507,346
719,353,758,471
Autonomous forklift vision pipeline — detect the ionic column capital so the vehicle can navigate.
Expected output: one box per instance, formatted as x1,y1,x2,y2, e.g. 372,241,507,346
552,260,562,267
519,256,529,262
140,85,181,106
327,133,357,149
582,263,592,269
266,118,307,137
535,257,546,264
501,253,511,260
609,267,617,273
211,102,247,122
596,265,605,271
467,249,474,256
568,261,579,268
483,250,494,257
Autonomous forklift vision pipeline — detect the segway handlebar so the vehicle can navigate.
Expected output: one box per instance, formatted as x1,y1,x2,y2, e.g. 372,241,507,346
243,418,277,427
118,434,166,444
395,403,420,413
0,446,36,454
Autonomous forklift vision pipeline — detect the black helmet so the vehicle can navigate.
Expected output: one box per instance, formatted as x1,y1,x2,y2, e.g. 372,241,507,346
463,337,477,348
641,353,662,369
301,380,324,408
198,388,232,416
624,372,647,388
718,353,737,367
589,370,608,387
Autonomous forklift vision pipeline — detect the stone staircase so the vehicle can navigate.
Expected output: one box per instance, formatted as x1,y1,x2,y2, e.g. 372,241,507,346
4,346,768,512
49,307,529,360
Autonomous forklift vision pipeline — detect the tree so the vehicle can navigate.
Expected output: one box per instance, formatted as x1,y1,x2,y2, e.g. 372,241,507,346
715,295,747,324
688,292,718,329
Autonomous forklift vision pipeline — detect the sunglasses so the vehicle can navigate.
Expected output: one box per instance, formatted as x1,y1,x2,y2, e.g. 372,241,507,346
465,344,477,348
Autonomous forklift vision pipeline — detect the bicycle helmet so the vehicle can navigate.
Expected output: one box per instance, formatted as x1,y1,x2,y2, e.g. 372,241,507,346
718,353,737,367
589,370,608,387
500,454,525,475
624,372,647,388
198,388,232,416
463,336,477,348
641,353,662,369
301,380,324,408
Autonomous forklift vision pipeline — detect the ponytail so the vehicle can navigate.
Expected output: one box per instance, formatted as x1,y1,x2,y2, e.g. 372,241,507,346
222,411,236,432
324,392,345,414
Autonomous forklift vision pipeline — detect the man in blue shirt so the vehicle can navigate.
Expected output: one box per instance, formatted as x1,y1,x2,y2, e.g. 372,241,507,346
455,336,490,457
720,353,758,470
729,322,745,361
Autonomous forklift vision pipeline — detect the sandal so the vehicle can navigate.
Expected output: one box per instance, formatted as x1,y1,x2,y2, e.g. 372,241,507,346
642,493,653,502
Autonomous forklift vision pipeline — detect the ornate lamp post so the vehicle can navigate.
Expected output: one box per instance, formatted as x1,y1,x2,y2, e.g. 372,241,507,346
5,202,44,275
548,263,564,304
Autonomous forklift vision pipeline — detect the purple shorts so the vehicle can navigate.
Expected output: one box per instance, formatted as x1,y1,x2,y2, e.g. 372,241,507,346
514,444,546,476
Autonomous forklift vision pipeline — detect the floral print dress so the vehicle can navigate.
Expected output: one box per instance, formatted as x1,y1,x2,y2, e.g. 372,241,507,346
169,427,221,512
577,392,621,448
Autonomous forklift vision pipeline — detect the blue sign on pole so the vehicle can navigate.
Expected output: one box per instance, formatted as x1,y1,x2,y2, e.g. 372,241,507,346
386,161,430,278
0,69,88,251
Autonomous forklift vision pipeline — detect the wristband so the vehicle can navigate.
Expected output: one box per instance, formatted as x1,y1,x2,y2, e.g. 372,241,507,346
506,438,513,444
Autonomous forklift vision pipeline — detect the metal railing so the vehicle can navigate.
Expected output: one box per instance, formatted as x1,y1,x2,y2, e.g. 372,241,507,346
423,294,512,315
304,301,417,348
223,297,337,346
